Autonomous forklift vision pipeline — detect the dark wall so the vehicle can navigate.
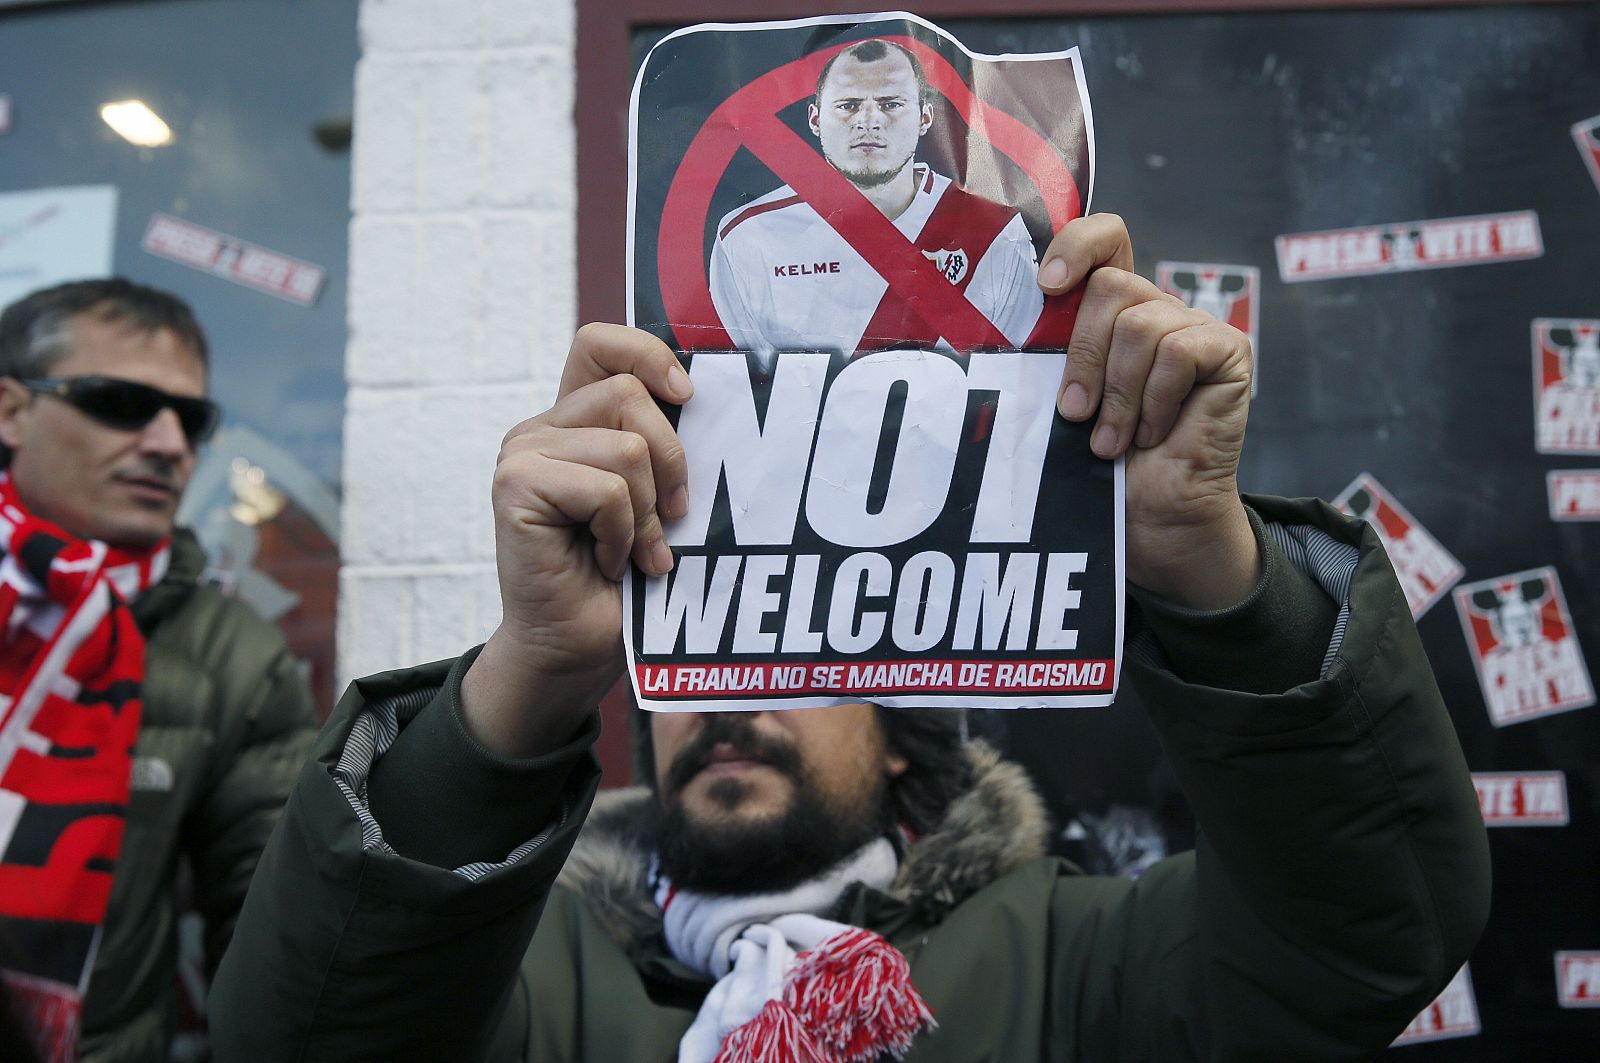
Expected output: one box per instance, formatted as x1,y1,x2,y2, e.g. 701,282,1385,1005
957,6,1599,1058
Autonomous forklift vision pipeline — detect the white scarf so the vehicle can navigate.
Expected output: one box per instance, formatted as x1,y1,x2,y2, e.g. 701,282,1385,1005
655,839,935,1063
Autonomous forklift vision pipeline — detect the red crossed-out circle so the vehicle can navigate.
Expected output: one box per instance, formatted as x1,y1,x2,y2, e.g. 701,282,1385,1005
657,36,1085,352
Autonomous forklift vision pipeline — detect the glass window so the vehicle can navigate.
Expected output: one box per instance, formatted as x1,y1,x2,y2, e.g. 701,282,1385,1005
0,0,358,713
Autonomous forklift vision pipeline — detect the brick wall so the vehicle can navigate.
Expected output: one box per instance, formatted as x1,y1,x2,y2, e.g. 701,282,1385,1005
340,0,577,685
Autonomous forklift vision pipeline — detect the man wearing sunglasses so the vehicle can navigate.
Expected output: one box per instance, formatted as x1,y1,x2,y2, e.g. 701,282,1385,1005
0,279,316,1063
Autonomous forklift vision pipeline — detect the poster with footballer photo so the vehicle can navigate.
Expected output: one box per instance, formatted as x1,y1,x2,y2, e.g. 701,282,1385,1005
1453,566,1595,728
1331,473,1462,619
623,12,1121,712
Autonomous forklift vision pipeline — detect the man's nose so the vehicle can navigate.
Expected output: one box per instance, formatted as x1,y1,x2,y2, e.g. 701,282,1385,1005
139,406,191,459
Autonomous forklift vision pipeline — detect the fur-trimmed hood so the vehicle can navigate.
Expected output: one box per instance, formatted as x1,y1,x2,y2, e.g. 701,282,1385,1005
555,741,1050,959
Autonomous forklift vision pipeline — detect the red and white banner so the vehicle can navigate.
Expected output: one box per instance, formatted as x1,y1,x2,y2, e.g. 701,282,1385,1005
1533,319,1600,456
1574,114,1600,196
1155,262,1259,395
1556,952,1600,1008
1472,771,1569,827
1275,211,1542,282
1332,473,1461,619
141,213,325,307
1548,470,1600,521
1392,965,1480,1046
1453,566,1595,727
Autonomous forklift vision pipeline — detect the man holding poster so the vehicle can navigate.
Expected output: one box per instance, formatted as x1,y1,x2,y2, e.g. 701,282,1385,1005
213,14,1486,1062
212,210,1489,1060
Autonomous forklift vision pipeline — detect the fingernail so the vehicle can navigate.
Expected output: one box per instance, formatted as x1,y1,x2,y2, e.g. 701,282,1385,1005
1134,421,1156,448
651,538,674,575
1092,423,1120,457
667,364,693,401
1059,382,1090,419
1038,257,1069,290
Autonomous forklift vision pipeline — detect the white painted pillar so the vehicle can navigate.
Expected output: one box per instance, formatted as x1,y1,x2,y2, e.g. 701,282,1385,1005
340,0,578,685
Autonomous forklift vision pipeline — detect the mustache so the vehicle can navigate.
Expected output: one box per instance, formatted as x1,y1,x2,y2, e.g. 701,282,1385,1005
663,715,803,797
117,457,181,485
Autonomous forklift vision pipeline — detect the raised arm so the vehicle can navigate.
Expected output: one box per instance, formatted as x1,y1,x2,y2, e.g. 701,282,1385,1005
1037,213,1259,610
1035,215,1489,1058
460,322,690,758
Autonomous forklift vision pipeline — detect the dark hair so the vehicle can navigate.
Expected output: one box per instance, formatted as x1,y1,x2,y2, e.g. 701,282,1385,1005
631,702,972,837
0,277,209,382
814,39,930,110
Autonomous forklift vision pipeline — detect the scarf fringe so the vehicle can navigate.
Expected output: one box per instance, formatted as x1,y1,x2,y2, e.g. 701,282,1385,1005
712,927,937,1063
784,928,935,1063
712,1000,830,1063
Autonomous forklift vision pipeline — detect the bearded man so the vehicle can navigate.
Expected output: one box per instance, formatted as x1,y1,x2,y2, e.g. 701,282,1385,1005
211,216,1489,1062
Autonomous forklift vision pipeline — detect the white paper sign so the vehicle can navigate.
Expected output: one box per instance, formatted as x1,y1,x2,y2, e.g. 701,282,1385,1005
0,185,117,309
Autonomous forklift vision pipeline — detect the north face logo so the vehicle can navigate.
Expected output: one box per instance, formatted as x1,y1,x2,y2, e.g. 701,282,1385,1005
921,247,969,285
131,755,175,792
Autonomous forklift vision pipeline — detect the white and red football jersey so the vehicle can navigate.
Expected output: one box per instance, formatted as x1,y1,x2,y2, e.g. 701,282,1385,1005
710,164,1043,354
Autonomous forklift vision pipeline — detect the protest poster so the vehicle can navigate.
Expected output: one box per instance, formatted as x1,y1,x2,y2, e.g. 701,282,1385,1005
1391,966,1481,1046
1575,114,1600,197
1453,566,1595,728
1533,318,1600,456
1547,469,1600,520
1155,261,1261,398
623,12,1119,711
1331,473,1461,619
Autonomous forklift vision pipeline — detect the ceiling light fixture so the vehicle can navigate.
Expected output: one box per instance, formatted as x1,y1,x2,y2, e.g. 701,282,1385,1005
100,99,173,147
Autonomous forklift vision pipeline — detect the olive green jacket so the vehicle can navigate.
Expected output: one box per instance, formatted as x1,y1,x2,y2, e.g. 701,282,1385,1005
78,530,318,1063
212,497,1490,1061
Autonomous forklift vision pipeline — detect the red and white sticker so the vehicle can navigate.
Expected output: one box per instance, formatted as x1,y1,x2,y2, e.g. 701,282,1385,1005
1574,115,1600,196
141,213,325,307
1156,262,1259,395
1472,771,1569,827
1548,470,1600,520
0,95,11,136
1275,211,1542,283
1453,566,1595,727
1533,319,1600,456
1557,952,1600,1008
1392,965,1480,1046
1332,473,1461,619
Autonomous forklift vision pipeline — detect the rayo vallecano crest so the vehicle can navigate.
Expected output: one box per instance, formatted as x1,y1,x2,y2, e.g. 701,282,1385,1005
922,247,969,285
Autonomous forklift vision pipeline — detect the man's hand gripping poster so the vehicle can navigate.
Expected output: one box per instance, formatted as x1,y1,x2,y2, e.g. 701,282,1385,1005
623,12,1122,711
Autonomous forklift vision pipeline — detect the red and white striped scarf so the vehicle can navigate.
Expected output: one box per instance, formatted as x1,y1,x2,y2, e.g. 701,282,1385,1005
0,472,167,1063
657,839,936,1063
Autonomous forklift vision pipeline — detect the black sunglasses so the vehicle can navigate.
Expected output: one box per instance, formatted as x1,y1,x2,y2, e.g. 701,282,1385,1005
22,376,221,446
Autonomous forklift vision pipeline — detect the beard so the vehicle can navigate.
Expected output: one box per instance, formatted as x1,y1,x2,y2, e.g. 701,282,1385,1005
825,147,916,190
653,714,890,895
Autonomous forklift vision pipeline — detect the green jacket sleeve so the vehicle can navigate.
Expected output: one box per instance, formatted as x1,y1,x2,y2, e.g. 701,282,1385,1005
1099,496,1490,1061
184,636,319,976
209,656,602,1062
